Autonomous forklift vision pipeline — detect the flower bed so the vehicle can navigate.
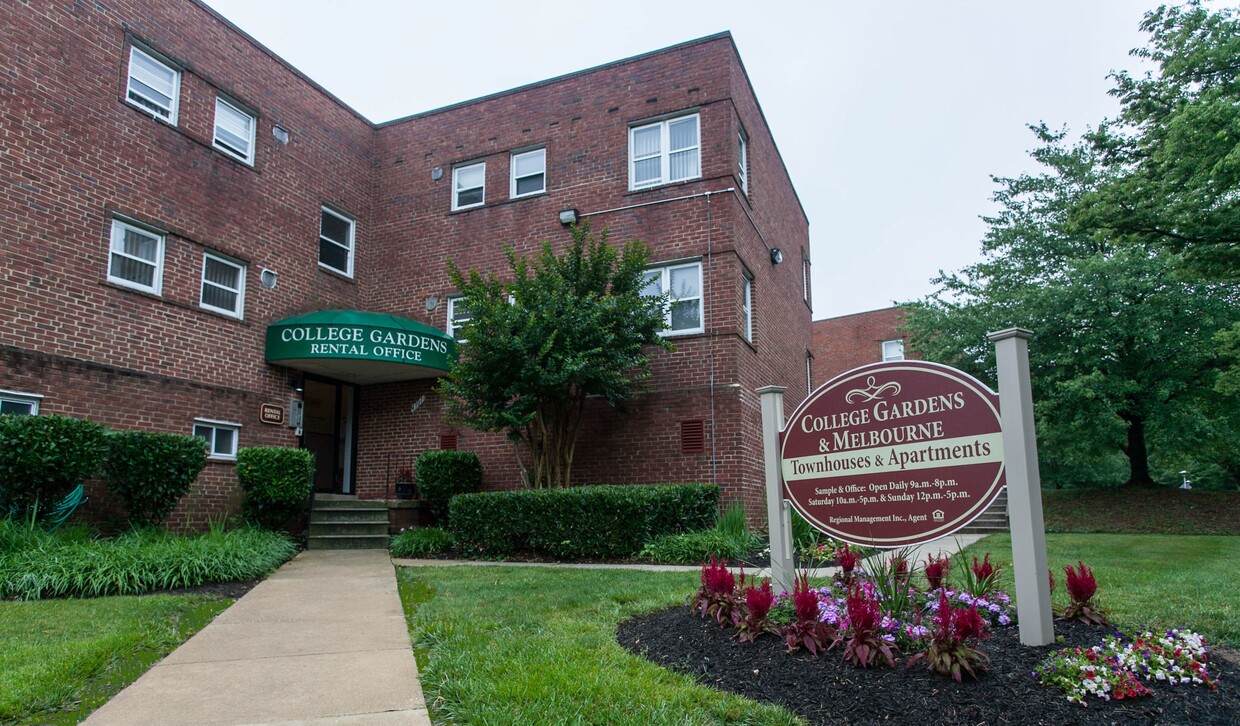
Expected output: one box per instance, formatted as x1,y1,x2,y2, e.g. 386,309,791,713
616,550,1237,724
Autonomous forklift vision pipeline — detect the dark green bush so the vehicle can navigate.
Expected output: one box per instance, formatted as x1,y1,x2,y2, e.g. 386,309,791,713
416,450,482,523
449,483,718,558
0,414,108,519
390,527,455,557
235,447,315,529
103,430,208,528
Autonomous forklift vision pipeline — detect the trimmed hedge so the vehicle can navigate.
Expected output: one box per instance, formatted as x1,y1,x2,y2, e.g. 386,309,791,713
416,450,482,523
104,430,208,528
0,414,108,519
449,483,718,559
236,447,315,529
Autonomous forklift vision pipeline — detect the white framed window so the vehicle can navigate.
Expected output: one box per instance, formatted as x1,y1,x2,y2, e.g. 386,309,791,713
319,206,354,277
641,261,703,335
629,113,700,190
108,218,165,294
882,339,905,362
741,273,753,343
200,252,246,318
126,46,180,124
738,130,748,195
510,148,545,198
453,162,485,210
806,353,814,394
193,418,240,460
0,389,42,416
213,97,255,164
447,296,471,341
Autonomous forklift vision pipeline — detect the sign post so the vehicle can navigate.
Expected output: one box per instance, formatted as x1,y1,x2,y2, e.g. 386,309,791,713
759,386,794,594
988,328,1053,646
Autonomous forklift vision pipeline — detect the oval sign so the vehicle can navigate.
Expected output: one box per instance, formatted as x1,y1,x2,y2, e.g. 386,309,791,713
780,360,1005,548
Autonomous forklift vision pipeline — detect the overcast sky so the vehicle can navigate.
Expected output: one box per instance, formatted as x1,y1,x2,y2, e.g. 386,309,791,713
202,0,1169,319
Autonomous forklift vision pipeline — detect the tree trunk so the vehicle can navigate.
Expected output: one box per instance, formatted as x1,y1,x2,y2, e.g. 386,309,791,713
1120,413,1155,487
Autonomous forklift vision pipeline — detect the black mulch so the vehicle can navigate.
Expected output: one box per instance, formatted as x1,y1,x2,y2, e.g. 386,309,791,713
618,606,1240,725
140,580,260,599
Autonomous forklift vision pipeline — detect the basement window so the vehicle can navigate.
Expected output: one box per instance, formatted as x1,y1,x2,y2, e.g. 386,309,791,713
0,389,42,416
193,418,240,460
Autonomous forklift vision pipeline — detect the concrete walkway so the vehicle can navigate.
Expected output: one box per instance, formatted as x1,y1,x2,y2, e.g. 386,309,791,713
85,550,429,726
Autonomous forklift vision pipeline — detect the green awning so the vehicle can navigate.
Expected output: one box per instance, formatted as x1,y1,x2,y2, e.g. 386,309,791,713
265,310,457,385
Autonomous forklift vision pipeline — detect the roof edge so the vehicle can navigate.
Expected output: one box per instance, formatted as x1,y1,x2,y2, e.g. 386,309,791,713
193,0,377,126
376,31,734,128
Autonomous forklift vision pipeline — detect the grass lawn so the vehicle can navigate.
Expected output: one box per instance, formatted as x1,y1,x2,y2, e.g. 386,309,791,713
397,565,800,725
0,594,228,724
961,533,1240,646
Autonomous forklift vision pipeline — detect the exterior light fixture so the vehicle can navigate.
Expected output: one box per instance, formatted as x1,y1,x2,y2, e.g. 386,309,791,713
290,375,304,393
558,208,579,225
770,247,784,265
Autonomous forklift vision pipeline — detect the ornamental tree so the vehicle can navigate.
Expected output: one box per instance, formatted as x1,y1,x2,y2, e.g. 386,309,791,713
439,221,671,488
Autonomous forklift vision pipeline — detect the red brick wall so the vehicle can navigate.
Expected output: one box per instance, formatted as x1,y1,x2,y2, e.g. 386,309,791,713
810,307,916,386
0,3,810,529
363,34,811,518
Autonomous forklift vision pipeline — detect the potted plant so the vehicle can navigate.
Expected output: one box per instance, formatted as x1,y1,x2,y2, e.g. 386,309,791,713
395,466,415,500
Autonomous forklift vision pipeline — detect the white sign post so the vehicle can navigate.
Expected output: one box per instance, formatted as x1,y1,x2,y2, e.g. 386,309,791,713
987,328,1054,646
758,385,794,594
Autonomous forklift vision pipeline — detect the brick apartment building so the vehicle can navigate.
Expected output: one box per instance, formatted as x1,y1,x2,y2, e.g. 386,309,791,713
0,0,812,528
811,307,915,388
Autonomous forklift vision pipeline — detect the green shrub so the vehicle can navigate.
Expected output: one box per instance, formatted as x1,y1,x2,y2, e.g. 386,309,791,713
235,448,315,529
0,415,108,519
103,431,208,528
449,483,718,559
639,502,761,564
0,519,295,599
640,528,754,564
415,450,482,523
390,527,455,557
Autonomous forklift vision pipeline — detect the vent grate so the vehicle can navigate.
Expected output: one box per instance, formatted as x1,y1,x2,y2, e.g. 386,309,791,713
440,433,458,451
680,419,706,454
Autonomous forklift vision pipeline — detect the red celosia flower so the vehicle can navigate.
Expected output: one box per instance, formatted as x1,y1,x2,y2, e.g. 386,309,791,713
952,605,987,641
1064,561,1097,604
837,544,859,574
846,584,880,634
972,553,994,581
792,572,820,624
701,556,735,596
746,579,775,621
924,554,950,590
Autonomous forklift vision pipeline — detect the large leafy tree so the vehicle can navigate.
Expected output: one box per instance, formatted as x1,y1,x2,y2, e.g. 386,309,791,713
905,128,1240,487
1072,2,1240,280
439,222,671,488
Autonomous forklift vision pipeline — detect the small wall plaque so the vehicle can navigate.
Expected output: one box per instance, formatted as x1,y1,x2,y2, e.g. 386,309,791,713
260,403,285,425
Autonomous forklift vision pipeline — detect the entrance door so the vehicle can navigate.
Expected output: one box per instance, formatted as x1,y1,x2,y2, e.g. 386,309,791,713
301,379,356,494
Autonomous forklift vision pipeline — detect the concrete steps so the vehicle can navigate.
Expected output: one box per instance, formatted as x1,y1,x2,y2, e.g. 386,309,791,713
959,489,1009,534
308,496,389,550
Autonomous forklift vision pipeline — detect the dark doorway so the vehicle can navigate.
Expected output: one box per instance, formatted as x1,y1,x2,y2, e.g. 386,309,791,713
301,379,356,494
